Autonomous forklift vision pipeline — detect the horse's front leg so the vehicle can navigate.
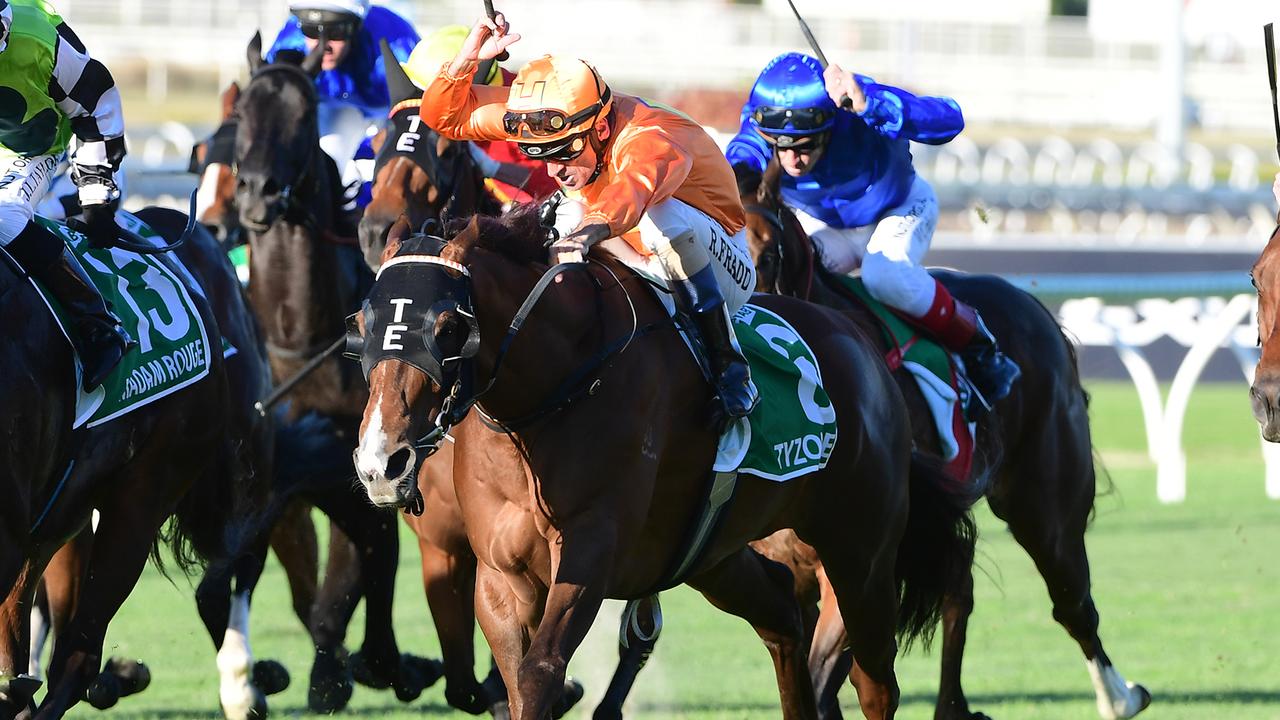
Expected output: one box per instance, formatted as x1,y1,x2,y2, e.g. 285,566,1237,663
0,555,47,719
515,524,612,720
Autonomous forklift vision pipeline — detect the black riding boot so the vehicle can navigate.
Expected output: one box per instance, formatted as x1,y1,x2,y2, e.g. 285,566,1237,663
919,280,1020,413
672,265,759,422
8,221,135,390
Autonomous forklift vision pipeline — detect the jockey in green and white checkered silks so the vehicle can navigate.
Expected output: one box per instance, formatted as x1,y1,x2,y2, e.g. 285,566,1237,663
0,0,136,391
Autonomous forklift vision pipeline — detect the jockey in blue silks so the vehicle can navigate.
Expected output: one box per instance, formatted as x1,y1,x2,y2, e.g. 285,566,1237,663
726,52,1020,410
267,0,419,212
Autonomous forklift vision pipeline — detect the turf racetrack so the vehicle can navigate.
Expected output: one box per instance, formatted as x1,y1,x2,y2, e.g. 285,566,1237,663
84,381,1279,718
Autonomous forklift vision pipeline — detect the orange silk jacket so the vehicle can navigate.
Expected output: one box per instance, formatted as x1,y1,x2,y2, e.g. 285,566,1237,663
420,62,746,244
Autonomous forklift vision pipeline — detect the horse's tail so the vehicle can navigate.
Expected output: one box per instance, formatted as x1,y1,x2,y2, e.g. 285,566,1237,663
895,451,978,650
155,413,254,578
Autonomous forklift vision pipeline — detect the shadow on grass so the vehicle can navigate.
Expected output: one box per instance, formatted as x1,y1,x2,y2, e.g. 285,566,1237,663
901,688,1280,706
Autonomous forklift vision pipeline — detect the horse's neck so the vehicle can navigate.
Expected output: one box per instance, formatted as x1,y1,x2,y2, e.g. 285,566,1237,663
248,221,350,350
467,251,631,421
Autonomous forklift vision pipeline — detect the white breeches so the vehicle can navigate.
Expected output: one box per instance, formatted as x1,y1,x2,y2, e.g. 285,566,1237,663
796,174,939,318
555,196,756,314
318,100,378,189
0,152,63,244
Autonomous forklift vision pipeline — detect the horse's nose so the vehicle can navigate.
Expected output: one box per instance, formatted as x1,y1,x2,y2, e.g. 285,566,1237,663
358,213,391,271
1251,377,1280,442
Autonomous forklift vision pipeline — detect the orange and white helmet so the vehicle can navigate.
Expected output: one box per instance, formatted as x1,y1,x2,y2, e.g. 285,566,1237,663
503,55,612,161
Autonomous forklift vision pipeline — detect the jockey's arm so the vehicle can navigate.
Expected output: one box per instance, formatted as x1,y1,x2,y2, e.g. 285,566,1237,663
580,130,694,239
851,73,964,145
49,22,126,201
420,63,510,142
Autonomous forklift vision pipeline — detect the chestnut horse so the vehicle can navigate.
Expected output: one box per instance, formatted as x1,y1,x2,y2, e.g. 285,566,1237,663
0,212,249,719
233,35,438,712
738,161,1151,720
1249,220,1280,439
350,209,978,719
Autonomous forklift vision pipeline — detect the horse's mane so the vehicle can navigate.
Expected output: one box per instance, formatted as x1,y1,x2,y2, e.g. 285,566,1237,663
445,203,550,266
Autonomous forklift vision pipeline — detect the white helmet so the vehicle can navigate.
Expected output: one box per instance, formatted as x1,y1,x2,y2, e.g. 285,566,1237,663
1,1,12,54
289,0,369,20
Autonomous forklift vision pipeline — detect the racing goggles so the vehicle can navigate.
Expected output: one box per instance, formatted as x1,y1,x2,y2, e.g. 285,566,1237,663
299,18,360,41
516,132,590,162
503,87,612,138
751,105,832,133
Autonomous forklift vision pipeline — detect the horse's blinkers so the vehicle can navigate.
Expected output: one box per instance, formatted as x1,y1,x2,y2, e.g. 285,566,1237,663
344,236,481,440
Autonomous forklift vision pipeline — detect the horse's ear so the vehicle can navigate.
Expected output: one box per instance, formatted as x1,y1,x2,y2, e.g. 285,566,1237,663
300,31,327,78
760,157,783,204
247,31,265,73
220,82,241,121
380,39,420,104
383,216,411,264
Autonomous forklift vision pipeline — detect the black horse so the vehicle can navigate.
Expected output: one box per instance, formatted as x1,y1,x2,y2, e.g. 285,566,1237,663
233,33,439,712
0,210,253,719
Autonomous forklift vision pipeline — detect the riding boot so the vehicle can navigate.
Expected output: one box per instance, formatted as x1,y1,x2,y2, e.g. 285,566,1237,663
8,221,136,390
671,265,759,421
917,279,1020,412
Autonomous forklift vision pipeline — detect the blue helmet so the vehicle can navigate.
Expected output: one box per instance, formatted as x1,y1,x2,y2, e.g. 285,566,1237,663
746,52,836,145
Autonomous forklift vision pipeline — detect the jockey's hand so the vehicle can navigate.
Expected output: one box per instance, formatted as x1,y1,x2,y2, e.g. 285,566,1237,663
452,12,520,73
823,63,866,114
549,222,609,265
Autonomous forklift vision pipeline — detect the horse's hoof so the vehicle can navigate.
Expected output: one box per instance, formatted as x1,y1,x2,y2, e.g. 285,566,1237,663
489,700,512,720
1125,684,1152,718
103,657,151,697
347,650,387,690
551,677,585,720
220,685,269,720
445,681,489,715
252,660,290,696
394,654,444,703
0,675,43,710
307,653,353,714
85,671,121,710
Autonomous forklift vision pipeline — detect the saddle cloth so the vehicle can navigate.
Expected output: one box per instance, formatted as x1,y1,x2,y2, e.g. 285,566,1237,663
634,270,838,483
832,275,975,482
31,212,214,429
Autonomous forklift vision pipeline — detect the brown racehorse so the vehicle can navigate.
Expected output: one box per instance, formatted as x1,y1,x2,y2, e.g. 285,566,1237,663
1249,220,1280,439
0,213,249,719
357,45,500,273
354,56,584,716
737,160,1151,720
350,209,978,720
233,35,439,712
192,82,245,248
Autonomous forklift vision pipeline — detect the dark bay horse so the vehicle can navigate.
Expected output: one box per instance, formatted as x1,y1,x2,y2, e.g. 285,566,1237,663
738,161,1151,720
0,214,248,719
233,33,440,712
350,208,978,719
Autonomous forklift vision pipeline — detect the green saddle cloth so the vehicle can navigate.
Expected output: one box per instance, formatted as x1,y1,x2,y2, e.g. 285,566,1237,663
32,212,214,429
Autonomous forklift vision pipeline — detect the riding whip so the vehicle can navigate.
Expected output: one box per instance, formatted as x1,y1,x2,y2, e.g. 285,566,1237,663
483,0,510,62
1266,24,1280,162
783,0,852,109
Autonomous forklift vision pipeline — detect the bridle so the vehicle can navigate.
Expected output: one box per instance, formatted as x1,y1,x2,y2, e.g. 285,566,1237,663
236,63,328,234
349,237,663,457
743,200,815,301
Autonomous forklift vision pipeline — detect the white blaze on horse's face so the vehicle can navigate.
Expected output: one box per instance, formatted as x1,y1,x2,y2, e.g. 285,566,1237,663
355,398,391,482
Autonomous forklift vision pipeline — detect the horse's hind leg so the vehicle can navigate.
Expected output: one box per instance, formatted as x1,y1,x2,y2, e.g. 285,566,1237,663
1002,463,1150,720
934,567,984,720
36,480,176,718
808,568,851,720
688,547,819,720
29,530,91,681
